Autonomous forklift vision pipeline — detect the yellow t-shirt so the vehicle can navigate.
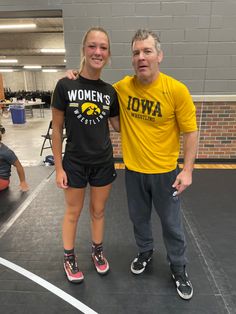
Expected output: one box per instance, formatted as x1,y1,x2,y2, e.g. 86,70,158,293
113,72,198,173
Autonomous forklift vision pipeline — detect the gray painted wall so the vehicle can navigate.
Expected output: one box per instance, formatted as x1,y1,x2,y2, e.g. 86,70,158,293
1,0,236,94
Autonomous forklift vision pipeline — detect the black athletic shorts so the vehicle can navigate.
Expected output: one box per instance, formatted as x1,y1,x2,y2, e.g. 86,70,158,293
63,155,117,188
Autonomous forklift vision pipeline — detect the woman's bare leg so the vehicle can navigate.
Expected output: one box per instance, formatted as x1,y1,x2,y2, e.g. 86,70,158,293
63,187,85,250
89,184,112,274
89,184,111,244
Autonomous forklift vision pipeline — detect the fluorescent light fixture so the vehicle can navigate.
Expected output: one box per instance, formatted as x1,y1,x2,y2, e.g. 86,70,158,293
41,48,65,53
23,65,42,69
0,69,14,72
42,69,58,72
0,23,36,29
0,59,18,63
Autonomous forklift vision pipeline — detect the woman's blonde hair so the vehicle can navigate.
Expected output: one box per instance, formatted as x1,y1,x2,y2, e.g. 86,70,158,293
79,27,111,73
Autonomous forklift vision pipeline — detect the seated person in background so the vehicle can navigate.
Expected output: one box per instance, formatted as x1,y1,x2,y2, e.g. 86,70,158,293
0,132,29,192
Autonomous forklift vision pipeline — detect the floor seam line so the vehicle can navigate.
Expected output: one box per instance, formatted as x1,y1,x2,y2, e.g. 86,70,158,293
0,174,52,239
182,204,233,314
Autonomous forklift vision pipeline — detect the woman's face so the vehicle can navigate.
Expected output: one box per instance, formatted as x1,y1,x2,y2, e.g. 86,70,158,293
83,31,110,72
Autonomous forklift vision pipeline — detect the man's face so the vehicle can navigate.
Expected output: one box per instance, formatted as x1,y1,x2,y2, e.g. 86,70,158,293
132,36,163,84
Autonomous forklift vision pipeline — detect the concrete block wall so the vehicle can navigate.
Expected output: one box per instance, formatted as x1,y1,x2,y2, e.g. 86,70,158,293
1,0,236,94
1,0,236,161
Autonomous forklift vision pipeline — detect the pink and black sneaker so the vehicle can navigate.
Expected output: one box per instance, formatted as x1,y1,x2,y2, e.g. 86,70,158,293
91,245,109,275
64,254,84,283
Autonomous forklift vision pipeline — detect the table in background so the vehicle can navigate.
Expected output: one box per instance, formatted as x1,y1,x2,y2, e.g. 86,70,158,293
24,101,45,118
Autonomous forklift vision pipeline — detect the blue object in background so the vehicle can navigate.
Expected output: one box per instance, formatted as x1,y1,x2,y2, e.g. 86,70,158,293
44,155,54,166
9,105,26,124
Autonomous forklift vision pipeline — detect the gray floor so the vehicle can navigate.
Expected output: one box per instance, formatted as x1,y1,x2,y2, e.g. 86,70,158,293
0,110,236,314
1,107,52,166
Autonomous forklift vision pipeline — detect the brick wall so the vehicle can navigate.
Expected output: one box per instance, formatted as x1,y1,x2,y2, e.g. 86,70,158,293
196,102,236,160
110,101,236,162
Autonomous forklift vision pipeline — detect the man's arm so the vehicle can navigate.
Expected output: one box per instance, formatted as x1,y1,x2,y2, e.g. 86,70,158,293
182,130,198,172
66,70,79,80
172,130,198,194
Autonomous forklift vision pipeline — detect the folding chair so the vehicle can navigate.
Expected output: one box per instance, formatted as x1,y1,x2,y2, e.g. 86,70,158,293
40,120,67,156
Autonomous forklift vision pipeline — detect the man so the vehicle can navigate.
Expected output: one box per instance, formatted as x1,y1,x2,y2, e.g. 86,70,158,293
114,29,198,300
67,29,198,300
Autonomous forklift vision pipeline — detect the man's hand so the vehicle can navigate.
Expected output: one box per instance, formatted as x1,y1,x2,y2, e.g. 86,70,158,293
66,70,79,80
172,169,192,195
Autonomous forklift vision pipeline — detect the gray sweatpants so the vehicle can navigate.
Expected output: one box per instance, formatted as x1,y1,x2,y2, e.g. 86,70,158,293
125,167,187,269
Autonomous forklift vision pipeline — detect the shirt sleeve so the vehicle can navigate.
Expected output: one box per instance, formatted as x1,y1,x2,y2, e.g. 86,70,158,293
51,79,67,112
174,83,198,133
4,147,18,165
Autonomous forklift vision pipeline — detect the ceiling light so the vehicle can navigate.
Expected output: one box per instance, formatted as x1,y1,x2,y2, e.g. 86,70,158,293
0,23,36,29
23,65,42,69
0,59,18,63
0,69,14,72
42,69,58,72
41,48,65,53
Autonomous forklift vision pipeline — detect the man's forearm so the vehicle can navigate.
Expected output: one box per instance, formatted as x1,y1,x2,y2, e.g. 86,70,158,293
182,131,198,172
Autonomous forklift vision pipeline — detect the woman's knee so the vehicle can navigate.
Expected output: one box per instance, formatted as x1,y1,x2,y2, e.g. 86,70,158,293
90,206,105,221
64,205,82,222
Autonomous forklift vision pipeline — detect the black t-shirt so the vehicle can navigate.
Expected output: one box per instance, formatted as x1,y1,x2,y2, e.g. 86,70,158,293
51,75,119,165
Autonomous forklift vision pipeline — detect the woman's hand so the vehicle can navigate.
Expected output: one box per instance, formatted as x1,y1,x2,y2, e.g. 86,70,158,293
56,168,68,189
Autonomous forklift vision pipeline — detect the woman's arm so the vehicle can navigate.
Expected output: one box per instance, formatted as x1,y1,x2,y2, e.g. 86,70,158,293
109,116,120,132
52,108,68,189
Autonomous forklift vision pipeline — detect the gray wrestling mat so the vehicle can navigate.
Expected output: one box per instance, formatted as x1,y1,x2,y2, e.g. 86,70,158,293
0,168,235,313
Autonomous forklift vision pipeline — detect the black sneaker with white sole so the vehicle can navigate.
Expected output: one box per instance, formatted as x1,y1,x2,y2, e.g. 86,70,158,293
131,250,153,275
171,267,193,300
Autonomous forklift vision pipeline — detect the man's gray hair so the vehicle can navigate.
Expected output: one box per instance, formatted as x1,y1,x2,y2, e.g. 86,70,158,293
131,29,161,52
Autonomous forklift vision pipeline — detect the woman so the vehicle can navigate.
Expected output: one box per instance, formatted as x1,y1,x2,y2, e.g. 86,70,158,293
52,27,120,283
